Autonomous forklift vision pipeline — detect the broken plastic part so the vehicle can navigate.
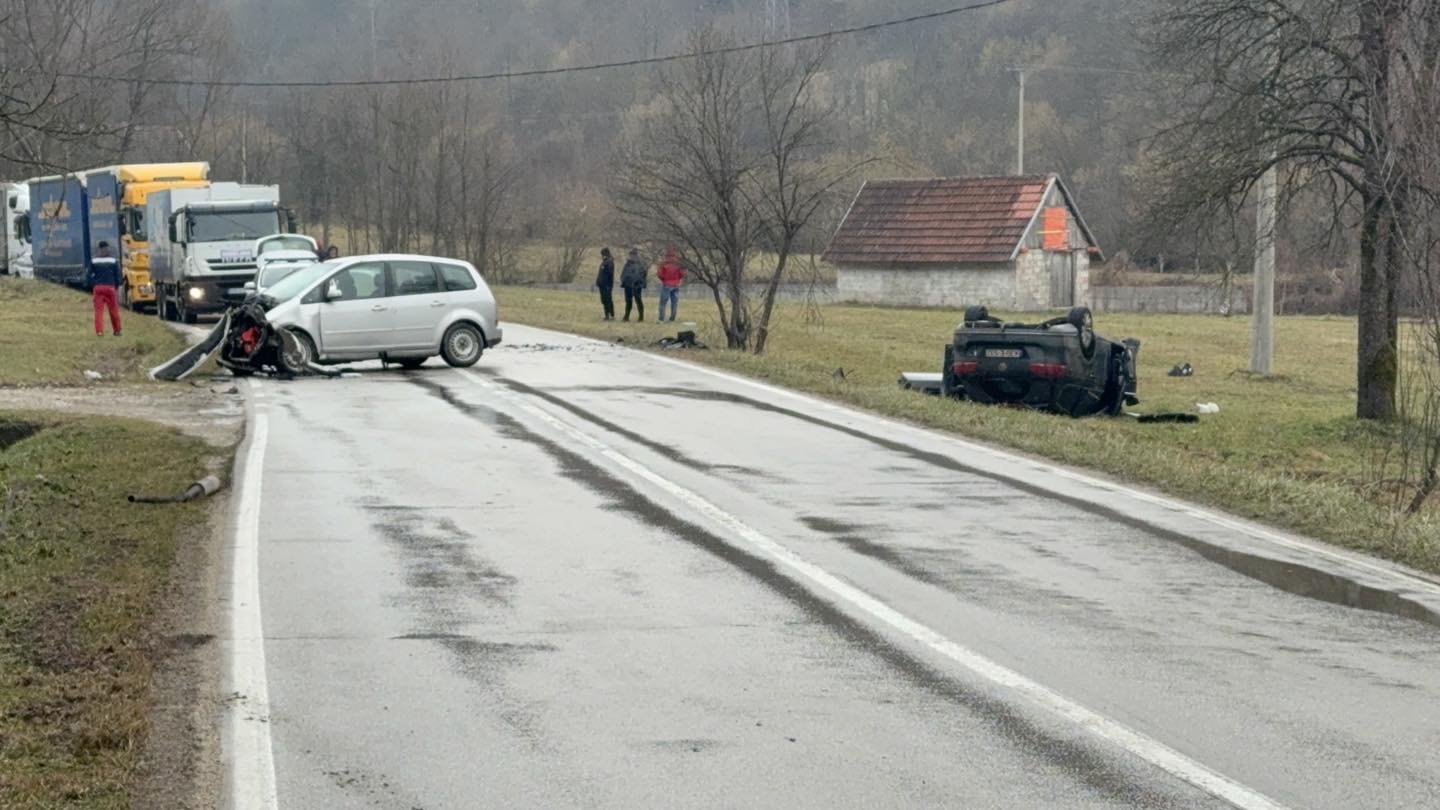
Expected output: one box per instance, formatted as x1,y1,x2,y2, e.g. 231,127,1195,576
128,475,222,504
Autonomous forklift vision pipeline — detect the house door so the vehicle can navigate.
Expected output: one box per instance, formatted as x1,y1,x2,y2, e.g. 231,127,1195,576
1049,251,1075,307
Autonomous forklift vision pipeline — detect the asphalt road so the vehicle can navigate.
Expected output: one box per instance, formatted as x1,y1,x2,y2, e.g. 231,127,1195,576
230,324,1440,810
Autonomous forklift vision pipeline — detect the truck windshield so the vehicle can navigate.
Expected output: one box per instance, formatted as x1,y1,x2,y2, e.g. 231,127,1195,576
188,211,280,242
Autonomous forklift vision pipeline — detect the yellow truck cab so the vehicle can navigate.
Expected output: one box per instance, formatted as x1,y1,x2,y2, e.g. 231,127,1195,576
111,163,210,310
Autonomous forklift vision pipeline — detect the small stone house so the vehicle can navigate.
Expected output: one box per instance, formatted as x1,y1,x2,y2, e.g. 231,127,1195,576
822,174,1103,311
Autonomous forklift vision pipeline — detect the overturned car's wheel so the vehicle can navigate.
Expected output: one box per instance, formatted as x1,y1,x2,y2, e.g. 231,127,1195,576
1067,306,1096,358
279,329,315,374
441,323,483,368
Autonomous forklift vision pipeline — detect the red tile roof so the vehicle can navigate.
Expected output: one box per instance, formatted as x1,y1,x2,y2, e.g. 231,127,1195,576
822,175,1057,265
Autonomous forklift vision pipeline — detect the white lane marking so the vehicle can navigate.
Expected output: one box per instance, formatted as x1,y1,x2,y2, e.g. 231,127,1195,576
508,323,1440,593
230,380,278,809
462,369,1290,810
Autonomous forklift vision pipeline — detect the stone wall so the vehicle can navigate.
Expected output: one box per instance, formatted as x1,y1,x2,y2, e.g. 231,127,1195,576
835,263,1018,309
1012,251,1050,310
1091,284,1250,315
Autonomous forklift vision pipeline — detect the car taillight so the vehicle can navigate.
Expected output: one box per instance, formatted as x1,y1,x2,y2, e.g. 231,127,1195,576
1029,362,1068,379
952,359,980,376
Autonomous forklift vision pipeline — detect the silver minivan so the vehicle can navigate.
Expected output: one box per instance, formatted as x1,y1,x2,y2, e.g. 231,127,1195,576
258,254,502,368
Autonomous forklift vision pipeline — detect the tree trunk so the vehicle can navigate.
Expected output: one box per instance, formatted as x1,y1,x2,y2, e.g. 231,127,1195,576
753,247,790,355
1357,192,1398,420
1356,2,1401,421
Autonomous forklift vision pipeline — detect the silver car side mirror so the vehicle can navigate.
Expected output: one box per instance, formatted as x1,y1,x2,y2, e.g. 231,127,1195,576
325,280,343,301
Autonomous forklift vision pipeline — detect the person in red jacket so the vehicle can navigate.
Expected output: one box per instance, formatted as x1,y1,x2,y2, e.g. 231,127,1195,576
656,247,686,322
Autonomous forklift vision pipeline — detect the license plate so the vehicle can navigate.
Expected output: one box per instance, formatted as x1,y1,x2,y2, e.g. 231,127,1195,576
985,348,1023,358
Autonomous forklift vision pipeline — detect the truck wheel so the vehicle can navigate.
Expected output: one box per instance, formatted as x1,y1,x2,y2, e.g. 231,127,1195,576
440,323,483,368
178,295,197,324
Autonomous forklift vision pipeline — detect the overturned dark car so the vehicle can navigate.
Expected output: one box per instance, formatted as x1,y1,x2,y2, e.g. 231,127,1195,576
939,306,1140,417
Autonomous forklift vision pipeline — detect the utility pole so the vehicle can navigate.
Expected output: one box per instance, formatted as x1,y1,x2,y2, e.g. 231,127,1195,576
1012,67,1026,174
240,105,248,184
369,0,379,81
1250,164,1276,375
764,0,791,37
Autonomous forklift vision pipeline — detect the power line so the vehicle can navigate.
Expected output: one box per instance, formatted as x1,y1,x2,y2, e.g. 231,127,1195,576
55,0,1014,89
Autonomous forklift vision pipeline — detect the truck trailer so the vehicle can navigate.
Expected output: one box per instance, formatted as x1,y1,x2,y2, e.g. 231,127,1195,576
147,183,290,322
82,163,210,310
28,175,92,287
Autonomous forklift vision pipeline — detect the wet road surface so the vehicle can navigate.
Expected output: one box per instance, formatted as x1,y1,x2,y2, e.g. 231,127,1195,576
234,324,1440,809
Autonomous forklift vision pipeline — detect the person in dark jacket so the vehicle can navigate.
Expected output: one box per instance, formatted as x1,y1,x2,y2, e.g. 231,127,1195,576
620,247,647,322
87,241,122,337
595,247,616,320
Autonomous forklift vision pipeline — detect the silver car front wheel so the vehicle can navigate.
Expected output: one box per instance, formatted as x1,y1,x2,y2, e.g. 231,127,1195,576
279,329,314,374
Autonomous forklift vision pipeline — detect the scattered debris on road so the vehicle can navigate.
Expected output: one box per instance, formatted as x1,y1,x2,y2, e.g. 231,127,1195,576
82,369,103,381
151,302,311,381
656,330,707,350
1168,363,1195,377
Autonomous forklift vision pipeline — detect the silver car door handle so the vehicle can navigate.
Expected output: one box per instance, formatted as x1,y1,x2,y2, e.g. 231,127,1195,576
371,305,387,312
430,301,445,307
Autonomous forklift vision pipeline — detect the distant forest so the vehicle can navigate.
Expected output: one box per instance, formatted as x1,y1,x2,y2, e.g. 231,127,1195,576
0,0,1383,303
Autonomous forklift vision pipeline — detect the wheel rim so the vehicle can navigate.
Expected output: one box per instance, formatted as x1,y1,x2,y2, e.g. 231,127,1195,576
448,329,479,362
282,331,311,370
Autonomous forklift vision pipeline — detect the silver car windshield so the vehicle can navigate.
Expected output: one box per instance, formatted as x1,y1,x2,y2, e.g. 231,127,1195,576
264,261,337,302
257,261,312,289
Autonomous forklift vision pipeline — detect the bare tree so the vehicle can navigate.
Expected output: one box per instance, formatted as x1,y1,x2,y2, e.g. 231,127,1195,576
616,28,857,353
1147,0,1440,420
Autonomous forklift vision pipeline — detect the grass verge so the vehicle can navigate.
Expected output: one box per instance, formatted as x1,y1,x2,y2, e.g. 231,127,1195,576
496,286,1438,574
0,411,212,808
0,278,187,386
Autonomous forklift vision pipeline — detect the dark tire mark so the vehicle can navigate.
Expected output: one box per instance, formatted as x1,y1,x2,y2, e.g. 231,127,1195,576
473,371,771,480
554,384,1440,626
409,374,1198,809
799,515,947,588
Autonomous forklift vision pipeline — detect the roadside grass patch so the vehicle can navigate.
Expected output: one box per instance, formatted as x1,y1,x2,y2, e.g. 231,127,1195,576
496,286,1437,574
0,277,186,386
0,411,211,808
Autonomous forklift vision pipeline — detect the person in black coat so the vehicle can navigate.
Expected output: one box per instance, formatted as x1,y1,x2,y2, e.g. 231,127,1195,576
619,247,647,322
595,247,616,320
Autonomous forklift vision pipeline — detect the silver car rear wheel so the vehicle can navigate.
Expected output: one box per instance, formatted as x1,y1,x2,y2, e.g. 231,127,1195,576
441,323,483,367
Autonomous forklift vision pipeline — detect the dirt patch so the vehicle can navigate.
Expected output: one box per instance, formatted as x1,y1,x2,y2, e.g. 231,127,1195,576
0,381,244,448
130,492,228,810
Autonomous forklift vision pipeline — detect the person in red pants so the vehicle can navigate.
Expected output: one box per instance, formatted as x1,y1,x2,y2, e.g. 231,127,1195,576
88,241,122,337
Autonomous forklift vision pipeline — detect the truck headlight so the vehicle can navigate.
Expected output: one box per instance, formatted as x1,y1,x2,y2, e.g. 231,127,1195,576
188,287,206,301
139,285,153,295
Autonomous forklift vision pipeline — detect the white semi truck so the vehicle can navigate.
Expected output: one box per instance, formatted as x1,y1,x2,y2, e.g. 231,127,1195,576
147,183,292,322
3,182,32,278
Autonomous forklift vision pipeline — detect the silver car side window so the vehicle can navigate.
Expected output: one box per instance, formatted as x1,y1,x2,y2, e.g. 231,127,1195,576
329,263,387,301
